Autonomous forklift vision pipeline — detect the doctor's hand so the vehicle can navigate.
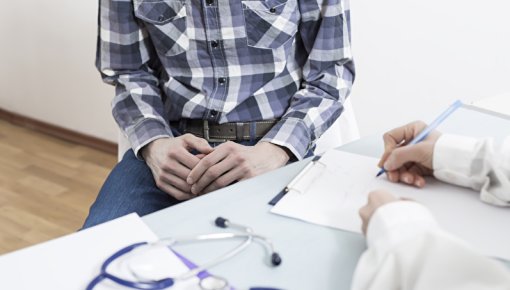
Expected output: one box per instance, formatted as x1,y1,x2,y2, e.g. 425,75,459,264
142,135,213,201
186,141,290,195
379,121,441,188
359,190,400,235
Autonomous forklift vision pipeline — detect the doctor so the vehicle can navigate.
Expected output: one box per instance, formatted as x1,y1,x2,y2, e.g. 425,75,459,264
352,121,510,290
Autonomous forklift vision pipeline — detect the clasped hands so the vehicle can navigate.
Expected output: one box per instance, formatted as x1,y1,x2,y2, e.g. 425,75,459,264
142,134,290,201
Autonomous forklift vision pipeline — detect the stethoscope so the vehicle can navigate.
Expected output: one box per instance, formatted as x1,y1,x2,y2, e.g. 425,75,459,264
86,217,282,290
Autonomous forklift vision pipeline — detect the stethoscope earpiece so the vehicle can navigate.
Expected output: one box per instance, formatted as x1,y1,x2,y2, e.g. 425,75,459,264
215,217,229,228
271,253,282,266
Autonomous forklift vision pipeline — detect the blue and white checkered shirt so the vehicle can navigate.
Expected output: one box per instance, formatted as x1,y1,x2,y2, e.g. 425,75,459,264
96,0,354,160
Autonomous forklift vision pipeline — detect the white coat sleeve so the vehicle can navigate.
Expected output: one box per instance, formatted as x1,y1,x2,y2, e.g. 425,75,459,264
433,134,510,206
351,201,510,290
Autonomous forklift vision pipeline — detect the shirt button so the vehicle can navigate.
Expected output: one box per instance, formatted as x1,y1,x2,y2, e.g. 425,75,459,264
269,7,276,13
218,77,226,84
206,0,214,5
210,110,218,117
211,40,219,48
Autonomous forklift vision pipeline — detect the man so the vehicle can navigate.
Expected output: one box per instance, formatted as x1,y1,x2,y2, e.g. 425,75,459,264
83,0,354,228
352,121,510,289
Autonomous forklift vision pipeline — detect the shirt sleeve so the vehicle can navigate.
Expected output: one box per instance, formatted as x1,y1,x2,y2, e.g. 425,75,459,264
433,134,510,206
260,0,355,160
351,201,510,290
96,0,174,159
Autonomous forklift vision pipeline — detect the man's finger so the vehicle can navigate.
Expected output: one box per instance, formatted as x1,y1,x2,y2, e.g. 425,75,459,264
187,148,229,185
156,180,193,201
173,147,202,169
182,134,214,154
159,173,192,193
191,156,236,194
202,165,243,194
161,161,192,180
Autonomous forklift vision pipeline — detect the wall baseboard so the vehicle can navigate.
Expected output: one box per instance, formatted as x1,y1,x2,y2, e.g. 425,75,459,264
0,108,117,155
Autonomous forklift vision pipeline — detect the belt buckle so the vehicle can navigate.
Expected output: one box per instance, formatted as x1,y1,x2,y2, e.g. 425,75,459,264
203,120,227,143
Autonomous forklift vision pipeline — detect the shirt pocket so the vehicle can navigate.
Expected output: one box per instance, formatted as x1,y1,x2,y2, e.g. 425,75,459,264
241,0,299,49
133,0,189,56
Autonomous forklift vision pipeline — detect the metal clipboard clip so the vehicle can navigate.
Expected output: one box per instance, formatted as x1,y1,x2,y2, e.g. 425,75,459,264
269,156,327,205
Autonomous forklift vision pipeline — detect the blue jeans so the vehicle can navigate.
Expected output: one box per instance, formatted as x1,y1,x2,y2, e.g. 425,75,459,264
82,137,313,229
82,149,175,229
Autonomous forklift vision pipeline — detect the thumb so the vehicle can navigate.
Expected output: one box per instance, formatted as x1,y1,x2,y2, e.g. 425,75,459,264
384,143,430,171
183,134,214,154
378,150,392,168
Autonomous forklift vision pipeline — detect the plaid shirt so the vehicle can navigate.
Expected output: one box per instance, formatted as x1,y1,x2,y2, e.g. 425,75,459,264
96,0,354,160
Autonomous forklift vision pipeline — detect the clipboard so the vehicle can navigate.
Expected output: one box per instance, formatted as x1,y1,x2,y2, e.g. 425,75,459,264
269,156,323,205
269,150,510,260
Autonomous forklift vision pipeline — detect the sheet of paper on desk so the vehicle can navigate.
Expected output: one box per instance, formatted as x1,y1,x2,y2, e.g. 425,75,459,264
271,150,510,260
0,213,198,290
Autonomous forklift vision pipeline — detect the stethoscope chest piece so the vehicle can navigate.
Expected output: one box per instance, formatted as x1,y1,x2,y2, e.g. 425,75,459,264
199,275,229,290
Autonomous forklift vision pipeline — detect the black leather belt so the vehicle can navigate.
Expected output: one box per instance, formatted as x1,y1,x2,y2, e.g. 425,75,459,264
170,119,278,142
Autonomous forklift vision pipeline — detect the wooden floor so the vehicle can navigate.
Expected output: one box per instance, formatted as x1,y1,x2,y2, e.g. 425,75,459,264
0,120,117,255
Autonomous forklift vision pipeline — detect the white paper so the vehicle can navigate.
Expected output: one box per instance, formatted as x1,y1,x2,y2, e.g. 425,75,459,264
271,150,510,260
0,213,198,290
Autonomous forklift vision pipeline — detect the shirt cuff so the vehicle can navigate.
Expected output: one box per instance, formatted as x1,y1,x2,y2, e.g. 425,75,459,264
366,201,438,251
259,118,312,161
433,134,480,182
126,118,174,159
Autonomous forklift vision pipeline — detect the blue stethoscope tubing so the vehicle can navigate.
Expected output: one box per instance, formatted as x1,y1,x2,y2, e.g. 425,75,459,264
86,242,175,290
86,217,283,290
86,240,280,290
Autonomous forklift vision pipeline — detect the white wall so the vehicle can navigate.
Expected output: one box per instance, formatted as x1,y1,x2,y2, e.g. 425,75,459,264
0,0,509,142
0,0,117,142
349,0,510,136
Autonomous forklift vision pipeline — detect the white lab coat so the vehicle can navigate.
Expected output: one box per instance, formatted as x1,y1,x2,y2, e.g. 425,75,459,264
351,134,510,290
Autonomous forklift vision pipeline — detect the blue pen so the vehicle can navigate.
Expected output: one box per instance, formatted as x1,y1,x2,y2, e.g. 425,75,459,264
376,100,463,177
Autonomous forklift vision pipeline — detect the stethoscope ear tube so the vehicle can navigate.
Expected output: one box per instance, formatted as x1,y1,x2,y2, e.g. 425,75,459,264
214,217,283,267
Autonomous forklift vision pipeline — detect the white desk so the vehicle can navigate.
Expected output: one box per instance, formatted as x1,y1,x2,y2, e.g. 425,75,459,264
143,106,510,290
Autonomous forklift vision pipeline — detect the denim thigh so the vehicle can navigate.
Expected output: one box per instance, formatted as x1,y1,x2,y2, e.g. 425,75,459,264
81,150,180,229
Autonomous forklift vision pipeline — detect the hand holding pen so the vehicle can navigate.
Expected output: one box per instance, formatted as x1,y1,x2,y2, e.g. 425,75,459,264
376,100,462,187
377,121,441,187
